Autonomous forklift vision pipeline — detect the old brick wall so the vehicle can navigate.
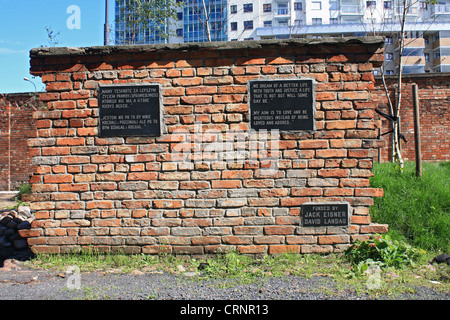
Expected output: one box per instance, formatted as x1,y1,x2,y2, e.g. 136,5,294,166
23,38,389,255
0,93,37,191
373,73,450,162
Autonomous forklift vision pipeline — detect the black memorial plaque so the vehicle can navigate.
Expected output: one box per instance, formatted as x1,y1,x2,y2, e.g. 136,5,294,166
249,79,315,131
301,202,349,227
98,84,162,137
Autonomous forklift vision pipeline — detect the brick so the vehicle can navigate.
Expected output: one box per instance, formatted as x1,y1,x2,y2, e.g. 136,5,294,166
46,82,72,91
299,140,329,149
43,174,73,184
181,96,212,105
173,77,202,86
360,224,389,234
316,149,347,158
338,91,370,101
238,245,267,254
55,137,85,146
318,169,349,178
318,235,350,245
211,180,242,189
127,172,158,181
269,245,300,254
326,120,356,130
264,226,295,235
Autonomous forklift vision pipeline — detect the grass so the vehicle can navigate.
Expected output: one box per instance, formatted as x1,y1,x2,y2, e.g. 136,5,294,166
370,161,450,253
25,249,449,299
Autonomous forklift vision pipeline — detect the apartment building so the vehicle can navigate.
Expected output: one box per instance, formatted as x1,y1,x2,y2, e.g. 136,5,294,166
115,0,450,73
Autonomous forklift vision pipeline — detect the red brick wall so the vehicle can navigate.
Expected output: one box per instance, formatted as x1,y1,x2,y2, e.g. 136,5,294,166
23,39,389,255
373,74,450,162
0,93,37,191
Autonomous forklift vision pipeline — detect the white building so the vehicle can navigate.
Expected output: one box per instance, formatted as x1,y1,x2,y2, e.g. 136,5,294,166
116,0,450,73
225,0,450,73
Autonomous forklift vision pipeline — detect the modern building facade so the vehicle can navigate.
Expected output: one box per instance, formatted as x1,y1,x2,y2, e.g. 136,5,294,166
115,0,450,73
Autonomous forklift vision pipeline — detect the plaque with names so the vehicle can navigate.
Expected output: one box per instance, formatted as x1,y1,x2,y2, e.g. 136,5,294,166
98,84,162,137
301,202,350,227
249,79,315,131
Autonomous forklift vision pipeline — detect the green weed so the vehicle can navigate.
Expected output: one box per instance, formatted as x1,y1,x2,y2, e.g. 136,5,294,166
370,161,450,252
344,234,425,275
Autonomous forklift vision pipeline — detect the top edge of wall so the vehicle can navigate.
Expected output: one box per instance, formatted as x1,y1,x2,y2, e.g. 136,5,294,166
30,37,385,57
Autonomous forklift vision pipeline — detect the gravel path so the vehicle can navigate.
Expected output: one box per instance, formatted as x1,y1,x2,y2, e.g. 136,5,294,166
0,263,448,301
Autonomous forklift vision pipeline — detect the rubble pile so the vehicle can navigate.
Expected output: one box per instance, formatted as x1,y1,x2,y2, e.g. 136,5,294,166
0,206,35,265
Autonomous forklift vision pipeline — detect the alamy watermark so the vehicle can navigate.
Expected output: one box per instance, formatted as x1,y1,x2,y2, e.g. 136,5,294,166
65,265,81,290
169,123,280,176
366,265,382,290
67,5,81,30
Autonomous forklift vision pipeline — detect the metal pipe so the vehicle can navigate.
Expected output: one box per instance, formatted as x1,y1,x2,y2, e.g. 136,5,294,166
104,0,111,45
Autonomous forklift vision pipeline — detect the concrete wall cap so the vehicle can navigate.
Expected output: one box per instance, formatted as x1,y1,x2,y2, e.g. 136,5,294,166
30,37,385,58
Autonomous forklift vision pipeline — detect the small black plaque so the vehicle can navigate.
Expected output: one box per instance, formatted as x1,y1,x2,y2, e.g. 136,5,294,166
249,79,315,131
301,202,349,227
98,84,162,137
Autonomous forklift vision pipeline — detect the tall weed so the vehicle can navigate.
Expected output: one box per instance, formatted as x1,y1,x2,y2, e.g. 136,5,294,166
370,162,449,252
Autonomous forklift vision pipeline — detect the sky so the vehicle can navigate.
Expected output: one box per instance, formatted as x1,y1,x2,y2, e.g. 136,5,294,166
0,0,115,93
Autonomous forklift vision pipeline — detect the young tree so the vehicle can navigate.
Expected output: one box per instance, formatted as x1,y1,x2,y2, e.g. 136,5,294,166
184,0,228,42
116,0,183,44
367,0,438,170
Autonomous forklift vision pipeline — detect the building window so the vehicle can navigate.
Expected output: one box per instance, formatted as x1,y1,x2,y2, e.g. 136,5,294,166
311,1,322,10
230,5,237,14
278,3,289,14
312,18,322,25
263,4,272,12
294,19,303,26
384,1,392,9
385,36,393,44
425,53,430,62
244,20,253,30
230,22,237,31
424,36,429,45
177,12,183,21
385,53,393,61
330,1,338,10
294,2,303,10
278,19,289,26
264,20,272,27
420,1,428,9
367,1,376,7
176,28,183,37
330,18,339,24
385,70,394,75
244,3,253,13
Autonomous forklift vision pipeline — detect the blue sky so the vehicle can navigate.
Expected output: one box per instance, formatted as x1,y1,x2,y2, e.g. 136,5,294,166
0,0,115,93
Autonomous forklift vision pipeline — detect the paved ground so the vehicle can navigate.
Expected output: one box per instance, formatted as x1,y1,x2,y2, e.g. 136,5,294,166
0,192,16,209
0,259,448,301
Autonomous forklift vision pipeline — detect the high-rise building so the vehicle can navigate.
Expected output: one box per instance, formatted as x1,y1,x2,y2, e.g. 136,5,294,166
115,0,450,73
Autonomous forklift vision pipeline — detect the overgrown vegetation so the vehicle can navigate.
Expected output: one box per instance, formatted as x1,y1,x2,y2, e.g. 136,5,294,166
370,161,449,252
344,234,425,276
15,183,32,201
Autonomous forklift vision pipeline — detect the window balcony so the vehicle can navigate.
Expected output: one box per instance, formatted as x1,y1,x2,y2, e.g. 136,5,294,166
395,5,419,16
340,5,364,15
432,4,450,16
